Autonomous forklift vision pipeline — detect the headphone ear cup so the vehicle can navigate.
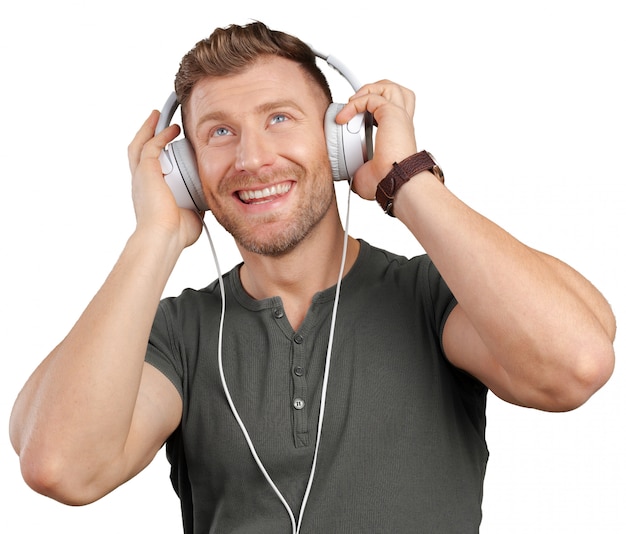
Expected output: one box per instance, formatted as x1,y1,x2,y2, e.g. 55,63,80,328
324,103,348,181
324,103,372,181
156,92,208,211
165,139,209,211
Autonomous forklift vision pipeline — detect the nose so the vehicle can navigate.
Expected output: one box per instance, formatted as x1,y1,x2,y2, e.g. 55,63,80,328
235,129,276,174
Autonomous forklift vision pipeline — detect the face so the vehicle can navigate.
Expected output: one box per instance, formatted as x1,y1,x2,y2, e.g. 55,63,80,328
185,56,334,257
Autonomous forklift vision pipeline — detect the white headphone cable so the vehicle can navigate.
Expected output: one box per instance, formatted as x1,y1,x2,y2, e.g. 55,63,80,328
197,177,353,534
198,214,298,532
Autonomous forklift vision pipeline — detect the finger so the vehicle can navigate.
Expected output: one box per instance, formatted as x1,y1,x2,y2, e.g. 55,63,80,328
127,111,181,173
335,81,415,124
358,81,415,117
352,80,414,106
336,92,411,129
128,110,159,172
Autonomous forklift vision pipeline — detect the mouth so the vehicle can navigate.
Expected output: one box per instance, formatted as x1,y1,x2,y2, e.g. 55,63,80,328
237,181,293,204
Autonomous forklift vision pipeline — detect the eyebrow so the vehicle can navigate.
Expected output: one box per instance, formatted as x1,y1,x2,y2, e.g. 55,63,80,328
194,99,306,128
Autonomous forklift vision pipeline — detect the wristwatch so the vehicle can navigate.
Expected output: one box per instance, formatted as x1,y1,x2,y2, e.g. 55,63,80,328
375,151,444,216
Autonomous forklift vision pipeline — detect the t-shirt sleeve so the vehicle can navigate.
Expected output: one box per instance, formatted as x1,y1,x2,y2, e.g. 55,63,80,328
145,299,184,399
423,256,487,392
419,257,458,352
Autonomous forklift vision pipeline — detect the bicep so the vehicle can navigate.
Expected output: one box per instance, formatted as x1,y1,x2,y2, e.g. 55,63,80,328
122,362,182,479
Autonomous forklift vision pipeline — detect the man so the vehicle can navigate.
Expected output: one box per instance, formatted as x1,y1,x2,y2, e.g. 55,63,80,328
10,21,616,533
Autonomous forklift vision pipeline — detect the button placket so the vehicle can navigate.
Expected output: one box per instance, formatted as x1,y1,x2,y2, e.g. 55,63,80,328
291,332,309,447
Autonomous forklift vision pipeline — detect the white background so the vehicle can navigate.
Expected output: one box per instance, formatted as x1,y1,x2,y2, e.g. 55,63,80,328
1,0,624,532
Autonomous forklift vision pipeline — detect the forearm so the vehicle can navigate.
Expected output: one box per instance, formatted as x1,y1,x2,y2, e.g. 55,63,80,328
394,172,615,405
10,228,183,487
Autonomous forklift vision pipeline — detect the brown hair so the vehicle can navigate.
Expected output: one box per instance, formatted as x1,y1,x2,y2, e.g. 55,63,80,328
174,21,332,109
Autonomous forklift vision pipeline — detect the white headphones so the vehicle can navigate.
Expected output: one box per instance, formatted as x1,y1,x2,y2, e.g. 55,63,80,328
156,48,373,211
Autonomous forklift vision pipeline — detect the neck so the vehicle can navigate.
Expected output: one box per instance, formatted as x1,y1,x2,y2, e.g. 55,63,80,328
238,215,360,331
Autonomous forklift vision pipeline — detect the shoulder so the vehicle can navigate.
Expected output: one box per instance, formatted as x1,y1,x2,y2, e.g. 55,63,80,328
356,239,447,291
158,266,240,318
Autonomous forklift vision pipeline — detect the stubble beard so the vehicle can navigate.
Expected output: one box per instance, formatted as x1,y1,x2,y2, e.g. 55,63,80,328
210,160,334,257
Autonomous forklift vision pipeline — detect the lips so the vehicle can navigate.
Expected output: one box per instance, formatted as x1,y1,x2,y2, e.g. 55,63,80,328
237,182,292,204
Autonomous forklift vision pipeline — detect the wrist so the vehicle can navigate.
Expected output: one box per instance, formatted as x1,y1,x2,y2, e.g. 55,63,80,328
375,151,444,217
130,223,188,263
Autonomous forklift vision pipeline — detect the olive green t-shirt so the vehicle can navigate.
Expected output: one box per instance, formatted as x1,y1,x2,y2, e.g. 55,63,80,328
146,239,488,533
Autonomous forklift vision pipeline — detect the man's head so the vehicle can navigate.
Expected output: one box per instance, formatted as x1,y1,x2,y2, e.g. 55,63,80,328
175,22,340,257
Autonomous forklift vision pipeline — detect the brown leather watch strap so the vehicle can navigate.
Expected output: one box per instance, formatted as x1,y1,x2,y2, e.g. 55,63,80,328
375,151,444,217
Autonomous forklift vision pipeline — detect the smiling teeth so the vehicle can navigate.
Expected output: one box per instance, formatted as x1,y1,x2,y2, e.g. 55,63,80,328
238,183,292,203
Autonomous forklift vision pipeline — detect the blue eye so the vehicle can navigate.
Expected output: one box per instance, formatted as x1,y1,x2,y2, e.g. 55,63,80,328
270,114,288,125
213,127,231,137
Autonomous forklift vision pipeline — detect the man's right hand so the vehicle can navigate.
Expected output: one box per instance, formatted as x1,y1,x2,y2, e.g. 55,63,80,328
128,110,203,250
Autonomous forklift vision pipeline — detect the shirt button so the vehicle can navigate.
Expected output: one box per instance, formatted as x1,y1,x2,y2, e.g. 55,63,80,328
293,398,305,410
273,307,284,319
294,366,304,377
293,334,304,344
